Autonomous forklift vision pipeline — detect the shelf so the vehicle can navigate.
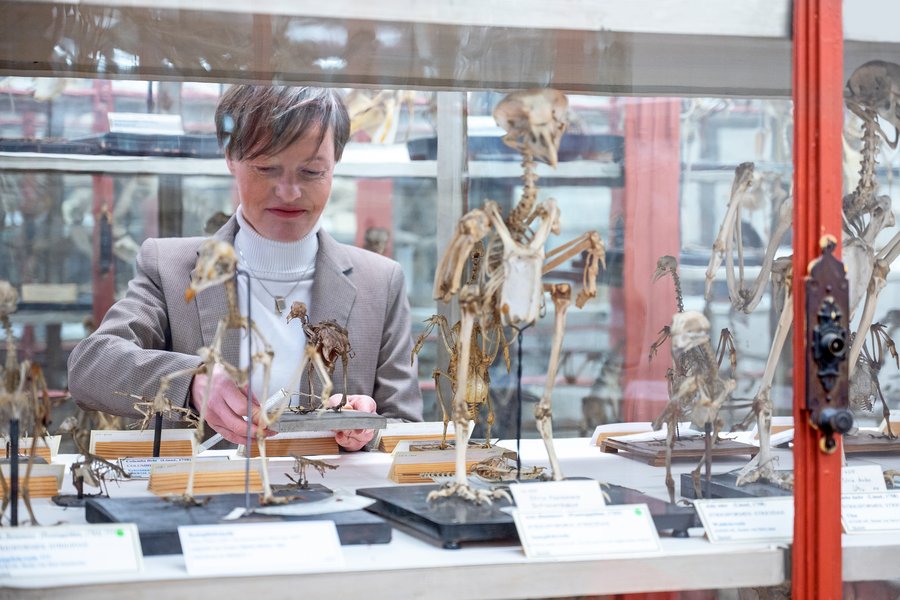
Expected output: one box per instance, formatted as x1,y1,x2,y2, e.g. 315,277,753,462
2,0,793,96
0,152,623,182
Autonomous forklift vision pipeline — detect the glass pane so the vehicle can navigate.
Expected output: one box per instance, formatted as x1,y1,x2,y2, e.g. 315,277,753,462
0,5,811,594
455,90,798,497
842,10,900,587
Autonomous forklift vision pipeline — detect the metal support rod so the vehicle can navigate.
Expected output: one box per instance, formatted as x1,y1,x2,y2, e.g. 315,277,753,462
240,269,253,513
515,328,524,478
9,418,19,526
152,413,163,458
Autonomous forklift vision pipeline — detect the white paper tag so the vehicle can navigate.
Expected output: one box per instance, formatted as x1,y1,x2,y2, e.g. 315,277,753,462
842,491,900,534
0,524,142,579
512,505,661,558
118,455,226,479
693,497,793,543
510,480,605,511
178,521,344,576
842,465,888,493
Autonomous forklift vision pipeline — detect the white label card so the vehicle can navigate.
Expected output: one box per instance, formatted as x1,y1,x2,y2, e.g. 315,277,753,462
513,505,661,558
694,497,793,543
179,521,344,576
118,455,226,479
842,465,888,493
842,491,900,534
0,524,142,579
510,480,605,511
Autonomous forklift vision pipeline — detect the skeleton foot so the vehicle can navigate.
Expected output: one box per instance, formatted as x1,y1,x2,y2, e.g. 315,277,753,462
736,455,793,489
471,456,547,482
259,492,295,506
166,494,211,508
426,482,511,505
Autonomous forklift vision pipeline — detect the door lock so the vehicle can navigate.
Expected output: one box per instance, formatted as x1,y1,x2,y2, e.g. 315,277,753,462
805,239,852,453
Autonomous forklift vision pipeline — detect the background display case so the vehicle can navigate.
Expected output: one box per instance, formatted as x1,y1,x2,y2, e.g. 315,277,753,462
2,1,900,597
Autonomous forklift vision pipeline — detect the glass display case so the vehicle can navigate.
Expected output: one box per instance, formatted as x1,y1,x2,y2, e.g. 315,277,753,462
1,1,899,598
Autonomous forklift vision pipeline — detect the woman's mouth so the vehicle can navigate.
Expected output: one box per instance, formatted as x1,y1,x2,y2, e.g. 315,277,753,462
268,207,306,218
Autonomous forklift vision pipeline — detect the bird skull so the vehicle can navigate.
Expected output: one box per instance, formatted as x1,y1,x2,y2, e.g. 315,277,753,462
493,89,569,167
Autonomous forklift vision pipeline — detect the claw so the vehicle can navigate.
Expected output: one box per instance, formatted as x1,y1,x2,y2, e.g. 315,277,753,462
426,482,511,505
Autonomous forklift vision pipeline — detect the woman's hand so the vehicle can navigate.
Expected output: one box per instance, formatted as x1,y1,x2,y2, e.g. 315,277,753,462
191,364,274,444
329,394,377,451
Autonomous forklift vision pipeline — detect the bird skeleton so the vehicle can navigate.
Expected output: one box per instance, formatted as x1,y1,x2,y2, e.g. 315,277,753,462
0,280,59,525
704,162,793,314
285,301,353,412
668,311,737,498
649,256,736,500
159,239,283,505
706,60,900,487
429,88,606,504
412,272,511,449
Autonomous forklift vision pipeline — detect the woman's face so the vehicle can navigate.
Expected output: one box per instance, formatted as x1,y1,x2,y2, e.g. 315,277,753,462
227,126,336,242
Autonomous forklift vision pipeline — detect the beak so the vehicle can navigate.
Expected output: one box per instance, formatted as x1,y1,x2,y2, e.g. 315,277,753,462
541,128,559,168
185,288,196,303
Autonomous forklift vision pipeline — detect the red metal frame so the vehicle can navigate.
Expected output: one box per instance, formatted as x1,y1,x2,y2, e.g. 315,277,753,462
91,79,116,326
618,98,681,422
792,1,844,598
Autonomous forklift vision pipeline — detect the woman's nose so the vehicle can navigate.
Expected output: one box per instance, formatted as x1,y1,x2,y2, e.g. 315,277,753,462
275,175,302,200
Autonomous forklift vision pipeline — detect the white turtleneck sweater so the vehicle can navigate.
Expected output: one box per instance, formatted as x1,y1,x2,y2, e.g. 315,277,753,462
233,206,320,404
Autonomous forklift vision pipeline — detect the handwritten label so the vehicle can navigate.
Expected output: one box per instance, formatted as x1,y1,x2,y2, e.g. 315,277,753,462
693,497,793,543
510,480,605,511
842,492,900,534
179,521,343,576
0,524,142,578
513,505,661,558
842,465,888,493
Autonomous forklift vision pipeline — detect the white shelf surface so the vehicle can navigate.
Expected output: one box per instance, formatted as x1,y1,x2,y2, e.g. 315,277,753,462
3,437,899,598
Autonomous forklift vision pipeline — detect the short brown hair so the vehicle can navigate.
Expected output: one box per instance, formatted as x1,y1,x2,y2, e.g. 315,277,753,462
215,85,350,162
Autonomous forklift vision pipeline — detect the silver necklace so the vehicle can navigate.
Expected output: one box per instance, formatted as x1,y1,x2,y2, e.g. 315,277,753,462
237,246,313,316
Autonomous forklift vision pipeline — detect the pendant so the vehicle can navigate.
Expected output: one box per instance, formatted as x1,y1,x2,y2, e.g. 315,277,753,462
274,296,287,315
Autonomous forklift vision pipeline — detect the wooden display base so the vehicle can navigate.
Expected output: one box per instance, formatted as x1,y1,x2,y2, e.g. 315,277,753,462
357,482,699,549
85,490,391,555
147,459,265,496
0,462,65,498
843,432,900,455
679,469,793,500
4,435,61,463
242,432,339,457
375,421,464,452
89,429,196,460
387,441,513,484
600,437,756,466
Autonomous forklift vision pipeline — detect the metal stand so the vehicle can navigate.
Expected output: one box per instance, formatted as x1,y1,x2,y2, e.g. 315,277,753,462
9,418,18,526
152,412,163,457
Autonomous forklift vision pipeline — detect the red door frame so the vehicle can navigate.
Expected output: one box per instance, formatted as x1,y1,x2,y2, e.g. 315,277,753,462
792,1,844,598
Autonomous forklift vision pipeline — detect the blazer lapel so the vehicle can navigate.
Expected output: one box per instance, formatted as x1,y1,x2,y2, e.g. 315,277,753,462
310,229,357,327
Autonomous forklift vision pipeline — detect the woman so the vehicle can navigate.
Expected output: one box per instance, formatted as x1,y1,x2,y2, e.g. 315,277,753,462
67,85,423,450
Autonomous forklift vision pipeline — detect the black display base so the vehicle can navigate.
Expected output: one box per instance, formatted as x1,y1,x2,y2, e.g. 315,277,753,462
357,484,515,549
85,488,391,555
679,470,793,500
51,494,90,507
357,482,698,549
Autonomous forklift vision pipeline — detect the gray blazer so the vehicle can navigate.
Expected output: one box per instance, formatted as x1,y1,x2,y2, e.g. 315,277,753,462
67,217,423,423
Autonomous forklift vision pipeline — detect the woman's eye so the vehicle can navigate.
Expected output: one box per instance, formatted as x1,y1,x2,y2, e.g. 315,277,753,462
302,170,325,178
254,165,277,175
